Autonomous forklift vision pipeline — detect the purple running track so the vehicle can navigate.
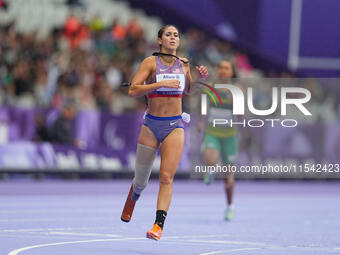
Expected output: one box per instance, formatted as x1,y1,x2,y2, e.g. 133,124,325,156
0,180,340,255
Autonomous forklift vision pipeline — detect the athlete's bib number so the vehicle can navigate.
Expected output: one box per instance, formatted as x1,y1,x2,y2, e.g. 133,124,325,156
156,73,185,92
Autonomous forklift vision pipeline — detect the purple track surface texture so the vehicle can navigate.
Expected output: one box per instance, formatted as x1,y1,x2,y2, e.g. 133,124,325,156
0,180,340,255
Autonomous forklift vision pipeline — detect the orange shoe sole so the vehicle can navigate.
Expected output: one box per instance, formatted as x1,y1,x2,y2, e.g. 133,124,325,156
146,224,162,241
146,231,161,241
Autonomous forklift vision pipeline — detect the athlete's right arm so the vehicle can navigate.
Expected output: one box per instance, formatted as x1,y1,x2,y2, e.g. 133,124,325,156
128,57,180,98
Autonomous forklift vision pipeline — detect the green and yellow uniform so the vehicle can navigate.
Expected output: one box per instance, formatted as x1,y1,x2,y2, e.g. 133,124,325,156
203,90,238,164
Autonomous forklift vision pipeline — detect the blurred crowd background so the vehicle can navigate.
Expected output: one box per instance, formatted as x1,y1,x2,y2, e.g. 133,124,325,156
1,1,339,116
0,13,279,114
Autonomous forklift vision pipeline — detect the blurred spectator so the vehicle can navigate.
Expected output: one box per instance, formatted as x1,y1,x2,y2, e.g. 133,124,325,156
234,50,254,75
33,114,51,142
63,15,90,48
90,15,104,33
106,61,123,90
126,18,143,37
0,0,7,10
64,15,81,39
50,99,84,148
10,59,35,108
96,76,112,111
112,19,127,41
65,0,85,9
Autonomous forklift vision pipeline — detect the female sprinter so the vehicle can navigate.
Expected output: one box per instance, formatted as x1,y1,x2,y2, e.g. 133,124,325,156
121,25,208,240
198,60,239,221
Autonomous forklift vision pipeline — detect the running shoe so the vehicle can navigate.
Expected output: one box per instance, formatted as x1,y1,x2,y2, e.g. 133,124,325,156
146,224,162,241
224,206,234,221
121,184,136,222
204,171,214,185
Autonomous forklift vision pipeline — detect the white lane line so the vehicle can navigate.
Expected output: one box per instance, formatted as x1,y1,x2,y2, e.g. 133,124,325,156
8,234,340,255
7,235,264,255
186,239,267,246
8,237,146,255
0,217,113,222
47,232,120,238
0,209,115,214
0,227,109,233
199,248,261,255
0,233,90,240
0,229,121,238
0,204,118,209
164,234,232,239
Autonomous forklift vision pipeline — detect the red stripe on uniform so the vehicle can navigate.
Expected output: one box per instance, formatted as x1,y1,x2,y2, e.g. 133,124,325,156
148,94,182,98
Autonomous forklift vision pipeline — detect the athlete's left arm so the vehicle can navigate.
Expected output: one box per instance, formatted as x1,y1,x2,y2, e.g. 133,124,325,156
182,59,208,95
178,57,192,95
184,61,192,95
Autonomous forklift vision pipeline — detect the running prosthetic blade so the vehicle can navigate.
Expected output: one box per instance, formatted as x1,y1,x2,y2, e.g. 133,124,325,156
121,184,136,222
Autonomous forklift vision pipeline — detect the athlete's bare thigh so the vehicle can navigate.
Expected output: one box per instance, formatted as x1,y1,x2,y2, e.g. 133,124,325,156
138,125,160,149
